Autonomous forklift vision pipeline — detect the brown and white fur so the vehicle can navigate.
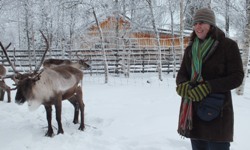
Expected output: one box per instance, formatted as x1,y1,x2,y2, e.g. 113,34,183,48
15,65,85,137
0,31,85,137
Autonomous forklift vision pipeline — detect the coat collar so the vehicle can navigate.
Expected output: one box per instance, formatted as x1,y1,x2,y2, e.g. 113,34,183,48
186,40,219,61
203,40,219,62
187,27,225,62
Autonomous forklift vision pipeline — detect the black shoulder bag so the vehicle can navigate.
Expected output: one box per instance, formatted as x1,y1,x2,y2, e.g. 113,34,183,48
197,93,225,121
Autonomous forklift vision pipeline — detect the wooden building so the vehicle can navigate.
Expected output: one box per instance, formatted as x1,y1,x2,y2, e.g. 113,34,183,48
78,15,190,51
73,14,191,74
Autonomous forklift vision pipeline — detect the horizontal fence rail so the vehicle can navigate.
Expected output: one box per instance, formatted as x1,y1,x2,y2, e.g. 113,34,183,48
0,48,249,75
0,48,183,75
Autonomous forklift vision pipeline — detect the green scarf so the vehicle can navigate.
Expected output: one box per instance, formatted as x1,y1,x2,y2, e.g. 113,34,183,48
191,37,214,82
178,36,214,136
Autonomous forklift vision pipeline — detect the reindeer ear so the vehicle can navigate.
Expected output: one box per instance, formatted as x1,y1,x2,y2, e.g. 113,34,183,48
32,69,44,82
35,75,40,81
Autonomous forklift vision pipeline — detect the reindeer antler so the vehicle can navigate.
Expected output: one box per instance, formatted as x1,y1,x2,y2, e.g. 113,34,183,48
0,42,19,74
34,30,49,72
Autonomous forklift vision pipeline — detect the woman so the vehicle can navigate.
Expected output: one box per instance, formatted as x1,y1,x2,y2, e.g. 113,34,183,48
176,8,244,150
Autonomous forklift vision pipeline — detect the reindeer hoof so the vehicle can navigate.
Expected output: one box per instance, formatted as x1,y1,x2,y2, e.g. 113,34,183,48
57,129,64,135
45,131,54,137
73,120,79,124
78,125,85,131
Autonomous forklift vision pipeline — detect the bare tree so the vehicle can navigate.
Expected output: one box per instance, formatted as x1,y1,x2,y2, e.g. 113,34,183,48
146,0,163,81
167,0,178,78
54,0,66,51
180,0,185,59
66,2,79,58
114,0,120,75
0,0,248,82
236,0,250,95
92,7,109,83
23,0,34,70
225,0,230,36
121,0,131,78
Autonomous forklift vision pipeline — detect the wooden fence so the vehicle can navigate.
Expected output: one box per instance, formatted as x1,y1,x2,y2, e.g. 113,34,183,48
1,48,249,76
0,48,182,75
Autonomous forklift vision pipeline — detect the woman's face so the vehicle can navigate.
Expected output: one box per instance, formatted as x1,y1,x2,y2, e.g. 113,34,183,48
193,22,211,40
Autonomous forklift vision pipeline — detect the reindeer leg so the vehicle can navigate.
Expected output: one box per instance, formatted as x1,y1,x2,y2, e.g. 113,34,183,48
79,101,85,131
44,105,54,137
6,89,11,103
74,101,80,124
76,86,85,131
0,88,4,101
5,84,11,103
54,96,64,135
68,97,79,124
0,80,11,102
0,80,5,101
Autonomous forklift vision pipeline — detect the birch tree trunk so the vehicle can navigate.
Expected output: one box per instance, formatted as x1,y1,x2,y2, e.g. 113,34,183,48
24,0,33,71
146,0,163,81
168,1,176,78
225,0,230,36
58,1,66,57
92,7,109,83
121,0,130,77
180,0,184,59
69,5,77,59
115,0,120,75
236,0,250,95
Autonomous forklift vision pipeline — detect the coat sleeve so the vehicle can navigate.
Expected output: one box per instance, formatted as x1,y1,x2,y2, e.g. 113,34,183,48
207,40,244,92
176,47,192,85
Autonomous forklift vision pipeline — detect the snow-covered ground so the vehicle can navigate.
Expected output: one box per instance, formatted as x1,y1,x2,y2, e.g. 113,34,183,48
0,73,249,150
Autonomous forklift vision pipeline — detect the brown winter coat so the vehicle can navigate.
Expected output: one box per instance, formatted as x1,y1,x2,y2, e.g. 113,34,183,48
176,27,244,142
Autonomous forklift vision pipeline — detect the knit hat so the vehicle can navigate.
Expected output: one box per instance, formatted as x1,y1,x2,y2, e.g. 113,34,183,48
193,8,216,26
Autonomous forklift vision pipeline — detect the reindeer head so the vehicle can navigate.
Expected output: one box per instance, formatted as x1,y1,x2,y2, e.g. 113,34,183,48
78,59,90,70
14,71,43,104
75,51,90,70
0,30,49,104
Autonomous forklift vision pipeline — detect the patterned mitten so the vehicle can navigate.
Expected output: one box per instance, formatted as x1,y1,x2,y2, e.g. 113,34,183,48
176,81,190,98
187,82,211,101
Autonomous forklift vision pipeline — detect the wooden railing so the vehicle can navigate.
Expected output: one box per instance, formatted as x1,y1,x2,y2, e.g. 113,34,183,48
1,48,249,75
0,48,183,75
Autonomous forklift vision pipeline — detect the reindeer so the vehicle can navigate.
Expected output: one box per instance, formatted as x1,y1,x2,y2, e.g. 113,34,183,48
0,31,85,137
42,57,90,91
43,58,90,70
0,43,13,103
0,64,12,102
